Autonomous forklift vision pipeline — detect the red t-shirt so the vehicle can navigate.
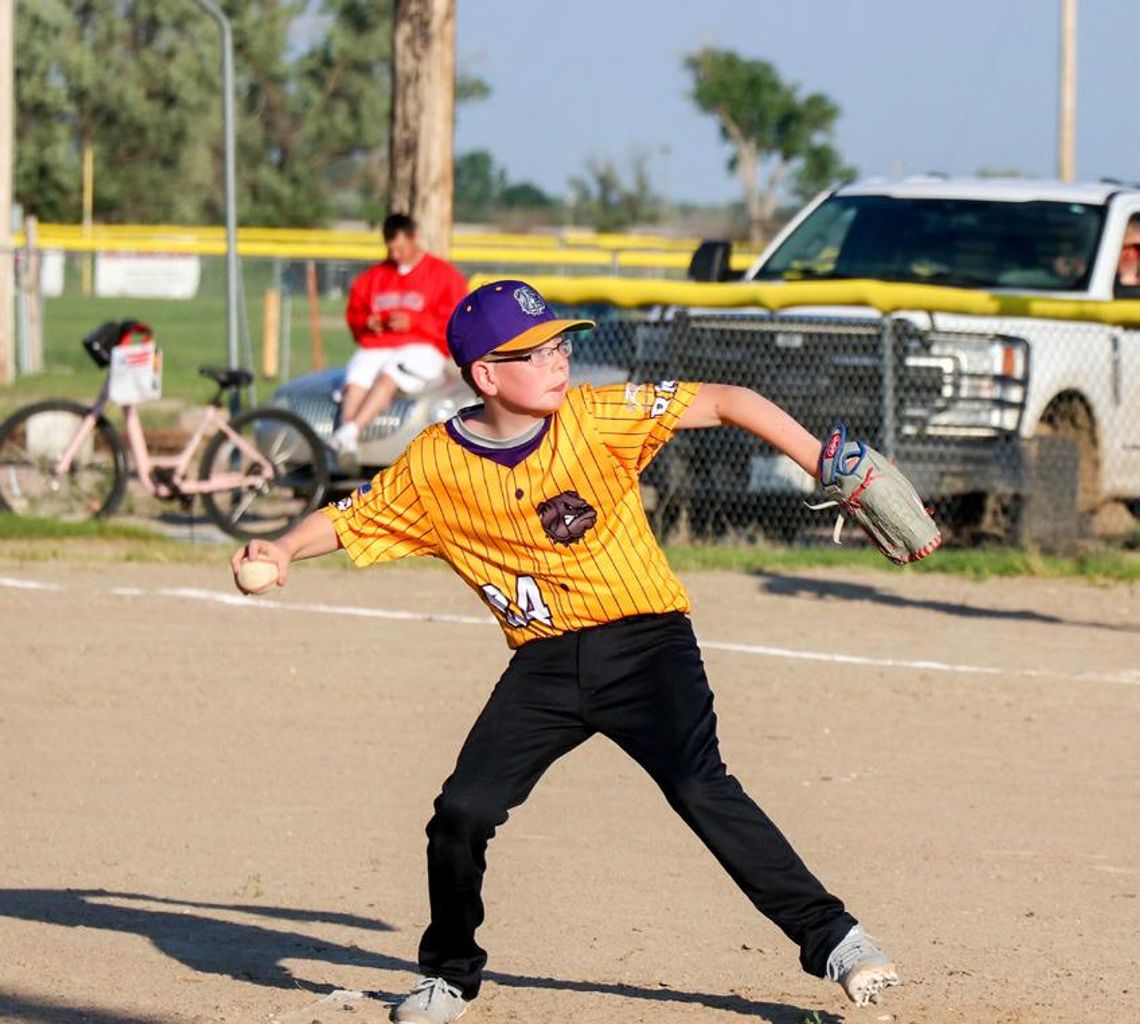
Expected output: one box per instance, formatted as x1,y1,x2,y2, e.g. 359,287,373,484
345,254,468,357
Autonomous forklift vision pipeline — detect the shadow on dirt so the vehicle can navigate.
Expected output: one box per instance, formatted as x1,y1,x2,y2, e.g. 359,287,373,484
0,888,841,1024
753,571,1139,633
0,990,169,1024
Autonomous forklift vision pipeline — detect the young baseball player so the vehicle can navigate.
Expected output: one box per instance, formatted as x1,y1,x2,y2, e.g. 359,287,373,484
232,280,902,1022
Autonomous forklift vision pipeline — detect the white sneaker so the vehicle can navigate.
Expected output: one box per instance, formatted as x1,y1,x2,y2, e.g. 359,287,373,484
328,422,361,472
328,422,360,456
389,976,469,1023
825,924,899,1006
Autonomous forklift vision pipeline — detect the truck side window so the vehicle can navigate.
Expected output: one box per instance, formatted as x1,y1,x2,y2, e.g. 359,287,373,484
1114,215,1140,298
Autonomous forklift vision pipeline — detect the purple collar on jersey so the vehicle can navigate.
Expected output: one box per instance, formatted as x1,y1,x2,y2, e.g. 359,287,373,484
446,409,551,467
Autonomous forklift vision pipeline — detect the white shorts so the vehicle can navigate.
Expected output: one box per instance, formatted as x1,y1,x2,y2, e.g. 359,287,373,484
344,344,447,395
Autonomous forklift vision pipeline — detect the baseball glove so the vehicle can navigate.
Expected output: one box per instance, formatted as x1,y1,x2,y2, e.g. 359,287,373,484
811,422,942,565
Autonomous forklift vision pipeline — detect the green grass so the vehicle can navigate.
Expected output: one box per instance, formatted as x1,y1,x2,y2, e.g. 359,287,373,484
663,540,1140,582
0,513,232,564
0,515,168,541
1,513,1136,581
0,254,361,417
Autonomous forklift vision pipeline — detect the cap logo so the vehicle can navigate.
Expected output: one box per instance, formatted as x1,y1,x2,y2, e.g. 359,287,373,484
513,285,546,317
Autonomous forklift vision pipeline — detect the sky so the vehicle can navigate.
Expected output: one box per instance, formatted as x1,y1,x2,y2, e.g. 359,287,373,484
454,0,1140,206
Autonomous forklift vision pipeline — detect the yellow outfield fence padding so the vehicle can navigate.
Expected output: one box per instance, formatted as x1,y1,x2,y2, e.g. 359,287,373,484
10,223,760,271
466,275,1140,328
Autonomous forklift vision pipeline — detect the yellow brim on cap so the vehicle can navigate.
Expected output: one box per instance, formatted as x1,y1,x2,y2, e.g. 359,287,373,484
487,318,595,356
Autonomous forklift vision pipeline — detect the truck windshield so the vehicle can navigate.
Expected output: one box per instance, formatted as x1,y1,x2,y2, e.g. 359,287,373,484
754,195,1106,290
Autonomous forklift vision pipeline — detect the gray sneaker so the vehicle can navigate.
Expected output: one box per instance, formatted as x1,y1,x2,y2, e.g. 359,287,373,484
389,976,469,1024
825,924,899,1006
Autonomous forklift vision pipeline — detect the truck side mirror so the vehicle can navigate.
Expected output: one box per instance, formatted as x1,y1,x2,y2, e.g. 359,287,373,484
688,240,738,282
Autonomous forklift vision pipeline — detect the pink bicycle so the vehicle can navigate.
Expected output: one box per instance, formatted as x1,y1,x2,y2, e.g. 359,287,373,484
0,321,329,540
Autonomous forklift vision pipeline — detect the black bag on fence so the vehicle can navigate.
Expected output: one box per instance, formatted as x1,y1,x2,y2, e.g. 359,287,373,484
82,320,153,368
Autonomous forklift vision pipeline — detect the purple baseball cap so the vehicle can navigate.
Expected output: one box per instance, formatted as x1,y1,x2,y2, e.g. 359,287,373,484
446,280,594,366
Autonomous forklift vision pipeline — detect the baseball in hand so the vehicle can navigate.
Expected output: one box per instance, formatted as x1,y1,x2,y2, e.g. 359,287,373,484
237,558,280,595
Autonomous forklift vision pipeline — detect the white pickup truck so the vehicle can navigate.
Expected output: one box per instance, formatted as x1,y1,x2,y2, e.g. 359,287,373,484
673,177,1140,541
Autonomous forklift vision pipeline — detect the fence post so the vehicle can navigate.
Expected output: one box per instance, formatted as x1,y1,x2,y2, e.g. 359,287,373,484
20,215,43,374
262,287,280,378
879,316,897,458
305,260,324,371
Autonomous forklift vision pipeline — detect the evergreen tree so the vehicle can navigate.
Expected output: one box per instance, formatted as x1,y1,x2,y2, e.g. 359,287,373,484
294,0,395,224
15,0,395,225
15,0,214,222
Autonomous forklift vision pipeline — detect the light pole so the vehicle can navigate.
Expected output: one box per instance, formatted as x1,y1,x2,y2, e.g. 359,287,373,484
192,0,240,388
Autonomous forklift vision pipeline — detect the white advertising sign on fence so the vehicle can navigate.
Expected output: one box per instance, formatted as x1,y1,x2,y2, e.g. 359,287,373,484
40,250,65,297
95,252,201,299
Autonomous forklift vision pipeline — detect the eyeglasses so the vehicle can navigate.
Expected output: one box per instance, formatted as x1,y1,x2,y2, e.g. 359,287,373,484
1122,242,1140,255
486,337,574,367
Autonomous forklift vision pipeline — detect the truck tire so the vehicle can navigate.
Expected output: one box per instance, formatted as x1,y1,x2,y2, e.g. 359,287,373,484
1033,393,1099,515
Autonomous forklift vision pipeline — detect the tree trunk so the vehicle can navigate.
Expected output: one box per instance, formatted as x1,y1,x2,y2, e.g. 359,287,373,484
389,0,455,257
736,144,762,245
758,158,788,242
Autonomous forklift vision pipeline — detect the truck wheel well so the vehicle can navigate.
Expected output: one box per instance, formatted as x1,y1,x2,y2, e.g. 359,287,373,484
1033,392,1100,513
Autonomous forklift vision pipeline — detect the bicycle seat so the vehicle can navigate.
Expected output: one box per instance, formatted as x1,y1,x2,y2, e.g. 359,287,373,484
199,366,253,389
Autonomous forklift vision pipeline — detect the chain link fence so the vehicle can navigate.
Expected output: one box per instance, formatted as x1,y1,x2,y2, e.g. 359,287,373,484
571,309,1140,551
11,248,1140,551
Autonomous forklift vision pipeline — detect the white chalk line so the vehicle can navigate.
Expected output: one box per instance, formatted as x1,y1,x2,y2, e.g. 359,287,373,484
2,576,1137,687
160,586,495,626
0,576,61,591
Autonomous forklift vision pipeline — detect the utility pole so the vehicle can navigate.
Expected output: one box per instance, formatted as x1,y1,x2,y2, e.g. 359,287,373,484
193,0,240,381
1058,0,1077,183
389,0,455,256
0,0,14,385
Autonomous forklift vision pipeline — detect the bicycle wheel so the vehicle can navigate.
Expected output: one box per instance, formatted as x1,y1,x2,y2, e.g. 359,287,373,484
199,407,329,540
0,399,128,521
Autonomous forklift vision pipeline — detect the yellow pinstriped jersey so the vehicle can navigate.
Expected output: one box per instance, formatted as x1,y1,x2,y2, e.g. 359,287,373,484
322,381,701,647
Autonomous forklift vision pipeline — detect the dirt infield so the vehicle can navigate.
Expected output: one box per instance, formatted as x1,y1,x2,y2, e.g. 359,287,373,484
1,559,1137,1024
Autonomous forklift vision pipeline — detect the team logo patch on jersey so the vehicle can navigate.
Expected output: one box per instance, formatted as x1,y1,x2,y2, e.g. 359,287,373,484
514,285,546,317
334,496,353,511
536,490,597,546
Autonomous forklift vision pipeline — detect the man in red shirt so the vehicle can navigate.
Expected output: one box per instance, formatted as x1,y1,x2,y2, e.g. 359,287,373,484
329,213,468,463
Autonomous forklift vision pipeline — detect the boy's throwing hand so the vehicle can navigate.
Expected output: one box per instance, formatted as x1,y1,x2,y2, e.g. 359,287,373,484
231,539,290,594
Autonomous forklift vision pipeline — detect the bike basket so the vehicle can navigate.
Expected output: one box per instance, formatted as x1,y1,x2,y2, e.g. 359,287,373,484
83,320,153,368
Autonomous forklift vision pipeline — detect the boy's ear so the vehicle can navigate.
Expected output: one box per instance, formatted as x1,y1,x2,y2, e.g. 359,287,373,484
469,360,498,397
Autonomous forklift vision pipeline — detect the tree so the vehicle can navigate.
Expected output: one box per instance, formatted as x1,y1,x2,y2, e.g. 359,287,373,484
453,148,556,222
14,0,396,226
791,142,857,204
15,0,216,223
498,182,554,210
685,48,852,242
389,0,455,254
295,0,395,224
568,155,659,232
454,149,505,221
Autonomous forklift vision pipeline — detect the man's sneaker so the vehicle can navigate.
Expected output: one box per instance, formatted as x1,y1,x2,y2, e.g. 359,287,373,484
389,976,469,1024
327,423,361,473
825,924,899,1006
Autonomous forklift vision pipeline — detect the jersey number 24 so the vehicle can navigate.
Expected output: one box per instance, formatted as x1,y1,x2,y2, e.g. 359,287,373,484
481,575,553,630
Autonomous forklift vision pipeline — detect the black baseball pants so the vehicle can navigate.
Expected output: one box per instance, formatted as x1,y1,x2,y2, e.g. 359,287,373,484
416,612,856,999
